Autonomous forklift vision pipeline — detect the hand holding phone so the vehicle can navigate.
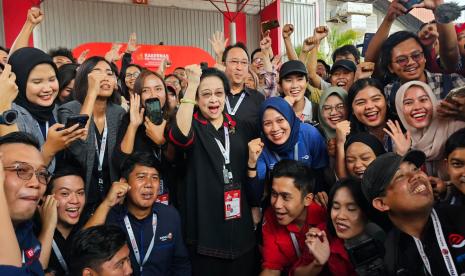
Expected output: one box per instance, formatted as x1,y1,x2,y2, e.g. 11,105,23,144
145,98,163,125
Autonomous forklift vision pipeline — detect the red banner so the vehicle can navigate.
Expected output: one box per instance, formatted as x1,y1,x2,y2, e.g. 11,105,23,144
72,42,216,74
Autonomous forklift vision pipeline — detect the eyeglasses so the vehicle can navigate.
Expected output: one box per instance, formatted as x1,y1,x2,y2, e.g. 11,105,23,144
393,51,424,67
226,60,248,67
253,58,263,64
4,162,52,185
125,72,140,79
322,103,345,113
198,90,225,99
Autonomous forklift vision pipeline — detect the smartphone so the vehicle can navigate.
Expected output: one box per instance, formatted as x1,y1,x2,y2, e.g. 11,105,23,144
361,33,375,57
446,86,465,102
145,98,163,125
261,20,280,33
400,0,423,11
65,114,89,129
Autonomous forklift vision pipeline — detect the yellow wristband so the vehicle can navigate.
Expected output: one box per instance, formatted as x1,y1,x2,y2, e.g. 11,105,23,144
180,98,196,105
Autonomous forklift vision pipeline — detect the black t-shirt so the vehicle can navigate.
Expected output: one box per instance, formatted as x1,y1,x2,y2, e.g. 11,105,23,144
384,206,465,275
226,88,264,126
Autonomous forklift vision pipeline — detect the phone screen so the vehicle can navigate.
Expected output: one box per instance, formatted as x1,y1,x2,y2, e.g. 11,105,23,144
145,98,163,125
65,115,89,129
401,0,423,11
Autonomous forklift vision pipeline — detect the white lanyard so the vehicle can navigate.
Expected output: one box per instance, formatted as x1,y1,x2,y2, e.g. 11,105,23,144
225,92,246,115
214,127,230,165
413,209,458,276
273,143,299,162
52,239,69,274
37,121,49,139
94,118,108,172
290,233,301,258
124,214,157,273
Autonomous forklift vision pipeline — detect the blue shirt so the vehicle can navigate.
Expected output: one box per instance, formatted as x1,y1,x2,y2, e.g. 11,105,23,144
0,221,44,275
106,203,191,276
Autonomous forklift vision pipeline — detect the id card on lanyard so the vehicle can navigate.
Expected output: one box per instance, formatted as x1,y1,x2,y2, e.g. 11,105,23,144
214,127,241,220
412,209,458,276
94,118,108,195
225,92,246,115
124,214,157,273
52,239,69,274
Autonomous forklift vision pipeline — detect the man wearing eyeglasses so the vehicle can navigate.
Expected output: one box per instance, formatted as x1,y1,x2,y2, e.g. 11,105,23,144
0,131,50,275
222,42,264,125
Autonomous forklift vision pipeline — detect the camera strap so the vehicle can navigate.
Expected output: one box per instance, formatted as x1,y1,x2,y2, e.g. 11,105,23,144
412,209,458,276
124,213,157,273
225,92,246,115
52,239,69,274
290,233,301,258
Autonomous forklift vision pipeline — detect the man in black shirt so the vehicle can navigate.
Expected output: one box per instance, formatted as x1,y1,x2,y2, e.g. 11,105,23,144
362,151,465,275
222,43,264,123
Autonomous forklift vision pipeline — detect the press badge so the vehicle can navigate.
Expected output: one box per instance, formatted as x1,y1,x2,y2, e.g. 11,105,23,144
224,185,241,220
156,194,169,205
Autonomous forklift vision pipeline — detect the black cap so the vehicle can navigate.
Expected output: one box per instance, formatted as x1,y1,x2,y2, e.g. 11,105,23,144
361,150,426,203
330,59,356,74
279,60,308,81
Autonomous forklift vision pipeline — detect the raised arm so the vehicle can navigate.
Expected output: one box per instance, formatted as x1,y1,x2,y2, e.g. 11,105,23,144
364,0,407,62
209,31,229,65
0,65,19,136
8,7,44,58
37,195,58,270
282,24,298,61
175,64,201,137
120,93,144,154
260,31,274,73
79,71,104,132
306,27,329,89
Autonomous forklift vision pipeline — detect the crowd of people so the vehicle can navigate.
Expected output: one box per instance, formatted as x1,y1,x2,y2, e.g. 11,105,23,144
0,0,465,275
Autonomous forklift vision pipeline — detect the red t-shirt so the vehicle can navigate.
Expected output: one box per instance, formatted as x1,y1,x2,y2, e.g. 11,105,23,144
262,202,356,275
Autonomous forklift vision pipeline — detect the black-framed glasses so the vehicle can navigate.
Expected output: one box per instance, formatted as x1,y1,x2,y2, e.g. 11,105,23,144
125,72,140,79
393,51,424,67
322,103,345,113
4,162,52,185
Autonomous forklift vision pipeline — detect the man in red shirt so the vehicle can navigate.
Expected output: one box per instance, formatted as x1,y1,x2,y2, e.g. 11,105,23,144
260,160,330,275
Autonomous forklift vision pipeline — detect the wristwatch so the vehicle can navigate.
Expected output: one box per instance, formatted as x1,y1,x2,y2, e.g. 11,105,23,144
0,109,18,125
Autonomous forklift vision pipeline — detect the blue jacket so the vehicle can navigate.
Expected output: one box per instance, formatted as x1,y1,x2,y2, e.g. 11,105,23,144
106,203,191,276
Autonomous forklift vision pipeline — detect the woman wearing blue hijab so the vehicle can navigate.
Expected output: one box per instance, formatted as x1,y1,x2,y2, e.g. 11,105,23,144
247,97,329,205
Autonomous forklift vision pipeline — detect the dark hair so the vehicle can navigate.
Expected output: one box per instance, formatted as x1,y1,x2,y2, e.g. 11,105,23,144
174,67,185,72
198,67,231,97
121,152,161,180
0,63,4,71
0,132,40,150
46,162,85,195
347,78,389,133
69,225,127,275
121,64,143,100
164,74,182,86
271,160,315,197
133,69,168,111
445,128,465,158
73,56,119,104
418,20,436,33
317,59,330,73
57,63,79,104
251,48,261,62
326,177,370,237
0,46,9,54
48,47,76,63
379,31,427,84
332,45,360,64
222,42,249,63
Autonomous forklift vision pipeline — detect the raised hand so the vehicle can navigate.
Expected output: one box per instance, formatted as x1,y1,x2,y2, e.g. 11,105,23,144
302,36,318,53
104,44,124,63
412,0,445,10
418,25,439,48
129,93,144,127
335,120,351,145
260,31,272,55
126,32,139,53
77,49,90,64
43,123,88,155
305,228,330,266
104,179,130,208
282,24,294,39
27,7,44,26
354,62,375,81
386,0,407,22
314,191,328,209
248,138,264,167
313,26,329,42
209,31,229,58
437,95,465,121
185,64,202,86
87,70,106,97
39,195,58,232
383,119,411,156
0,64,18,110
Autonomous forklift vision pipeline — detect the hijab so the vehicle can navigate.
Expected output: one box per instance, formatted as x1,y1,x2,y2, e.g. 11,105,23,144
395,81,465,161
318,86,348,140
259,97,301,155
344,132,386,156
9,47,58,122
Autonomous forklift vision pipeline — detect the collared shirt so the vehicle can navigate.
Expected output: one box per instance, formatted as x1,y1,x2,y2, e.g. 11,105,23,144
0,221,44,275
384,206,465,275
384,70,465,108
298,97,313,124
261,203,327,272
226,87,264,124
106,203,191,276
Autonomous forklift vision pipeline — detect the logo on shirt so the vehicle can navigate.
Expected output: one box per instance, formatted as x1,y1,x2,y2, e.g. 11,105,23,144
302,155,309,160
159,232,173,241
449,234,465,248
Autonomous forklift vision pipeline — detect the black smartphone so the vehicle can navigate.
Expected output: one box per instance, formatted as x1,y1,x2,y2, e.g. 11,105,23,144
361,33,375,58
261,20,280,33
400,0,423,11
65,114,89,129
145,98,163,125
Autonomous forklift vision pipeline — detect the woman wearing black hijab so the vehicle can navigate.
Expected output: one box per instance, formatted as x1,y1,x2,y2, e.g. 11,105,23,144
8,47,86,168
